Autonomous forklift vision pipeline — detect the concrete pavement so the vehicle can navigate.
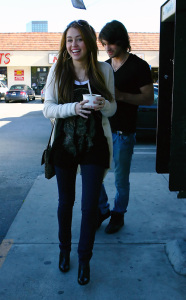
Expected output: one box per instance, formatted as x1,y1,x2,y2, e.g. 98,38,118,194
0,172,186,300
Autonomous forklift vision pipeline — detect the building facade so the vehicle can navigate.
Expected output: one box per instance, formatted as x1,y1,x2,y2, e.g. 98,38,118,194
0,32,159,95
26,21,48,32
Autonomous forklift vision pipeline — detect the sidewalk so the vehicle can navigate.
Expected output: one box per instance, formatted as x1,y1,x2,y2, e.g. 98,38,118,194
0,172,186,300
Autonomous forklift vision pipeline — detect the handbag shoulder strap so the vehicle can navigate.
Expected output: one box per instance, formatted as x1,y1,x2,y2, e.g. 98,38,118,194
47,120,55,148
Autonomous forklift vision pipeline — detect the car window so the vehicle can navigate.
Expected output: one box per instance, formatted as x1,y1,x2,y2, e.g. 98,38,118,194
10,85,24,90
0,82,7,88
0,81,7,87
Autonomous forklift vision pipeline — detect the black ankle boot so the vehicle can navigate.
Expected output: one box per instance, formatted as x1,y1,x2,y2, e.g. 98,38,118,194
78,263,90,285
59,252,70,272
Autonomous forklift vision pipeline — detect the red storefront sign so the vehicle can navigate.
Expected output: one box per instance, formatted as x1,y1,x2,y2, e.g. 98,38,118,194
0,53,10,64
14,70,24,76
14,70,24,81
14,76,24,81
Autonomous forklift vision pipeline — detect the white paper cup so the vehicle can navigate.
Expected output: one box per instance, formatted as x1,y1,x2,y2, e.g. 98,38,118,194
83,94,101,107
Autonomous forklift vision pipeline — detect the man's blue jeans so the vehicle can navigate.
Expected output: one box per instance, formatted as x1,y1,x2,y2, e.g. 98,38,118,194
55,164,105,264
99,132,136,214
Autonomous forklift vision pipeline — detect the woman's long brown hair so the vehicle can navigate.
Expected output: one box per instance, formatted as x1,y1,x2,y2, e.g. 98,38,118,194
54,21,113,104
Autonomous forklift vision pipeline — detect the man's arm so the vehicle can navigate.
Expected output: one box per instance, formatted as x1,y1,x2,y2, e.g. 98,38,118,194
115,83,154,106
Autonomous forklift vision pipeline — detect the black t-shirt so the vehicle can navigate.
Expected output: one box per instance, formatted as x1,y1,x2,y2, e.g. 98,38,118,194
50,82,109,169
107,53,153,133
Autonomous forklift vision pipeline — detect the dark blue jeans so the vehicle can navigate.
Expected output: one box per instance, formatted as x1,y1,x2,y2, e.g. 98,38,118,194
99,133,136,214
55,164,105,265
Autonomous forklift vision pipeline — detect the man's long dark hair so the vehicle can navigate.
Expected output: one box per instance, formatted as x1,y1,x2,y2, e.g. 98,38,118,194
99,20,131,52
54,20,113,104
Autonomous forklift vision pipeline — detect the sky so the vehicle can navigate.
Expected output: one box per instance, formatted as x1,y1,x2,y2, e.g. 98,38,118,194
0,0,165,33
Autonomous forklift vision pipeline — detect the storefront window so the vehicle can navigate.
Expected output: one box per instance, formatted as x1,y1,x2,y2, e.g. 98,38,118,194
0,67,8,86
31,67,49,95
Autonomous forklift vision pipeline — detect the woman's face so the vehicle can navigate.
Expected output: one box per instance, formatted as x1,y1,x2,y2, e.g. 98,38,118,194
66,27,88,62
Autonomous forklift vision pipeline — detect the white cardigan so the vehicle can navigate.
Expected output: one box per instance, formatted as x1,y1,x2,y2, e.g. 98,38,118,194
43,61,116,173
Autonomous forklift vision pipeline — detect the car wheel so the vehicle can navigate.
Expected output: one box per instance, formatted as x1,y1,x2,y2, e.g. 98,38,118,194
5,100,9,103
32,96,35,100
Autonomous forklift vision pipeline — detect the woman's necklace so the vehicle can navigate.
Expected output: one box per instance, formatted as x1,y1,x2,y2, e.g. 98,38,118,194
76,71,87,84
111,54,129,72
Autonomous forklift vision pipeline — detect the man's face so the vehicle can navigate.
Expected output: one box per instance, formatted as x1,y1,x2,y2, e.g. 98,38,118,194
101,40,123,58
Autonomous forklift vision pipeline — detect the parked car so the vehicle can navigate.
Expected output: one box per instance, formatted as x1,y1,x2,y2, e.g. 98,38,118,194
0,81,9,99
41,85,46,103
136,86,158,138
5,84,35,103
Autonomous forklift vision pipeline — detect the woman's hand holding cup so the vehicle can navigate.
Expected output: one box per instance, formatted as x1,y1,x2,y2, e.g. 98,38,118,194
92,96,105,111
75,100,91,118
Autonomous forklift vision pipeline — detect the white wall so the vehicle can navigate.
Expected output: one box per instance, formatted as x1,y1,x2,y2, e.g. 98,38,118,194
1,50,159,67
7,66,31,88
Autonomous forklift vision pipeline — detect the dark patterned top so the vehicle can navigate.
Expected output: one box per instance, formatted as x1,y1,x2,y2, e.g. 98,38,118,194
50,82,109,169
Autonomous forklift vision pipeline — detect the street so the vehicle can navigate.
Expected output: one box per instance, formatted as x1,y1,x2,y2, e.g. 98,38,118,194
0,99,51,244
0,100,157,244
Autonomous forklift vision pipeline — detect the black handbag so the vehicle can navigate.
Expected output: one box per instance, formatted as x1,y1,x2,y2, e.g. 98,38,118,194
41,122,55,179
